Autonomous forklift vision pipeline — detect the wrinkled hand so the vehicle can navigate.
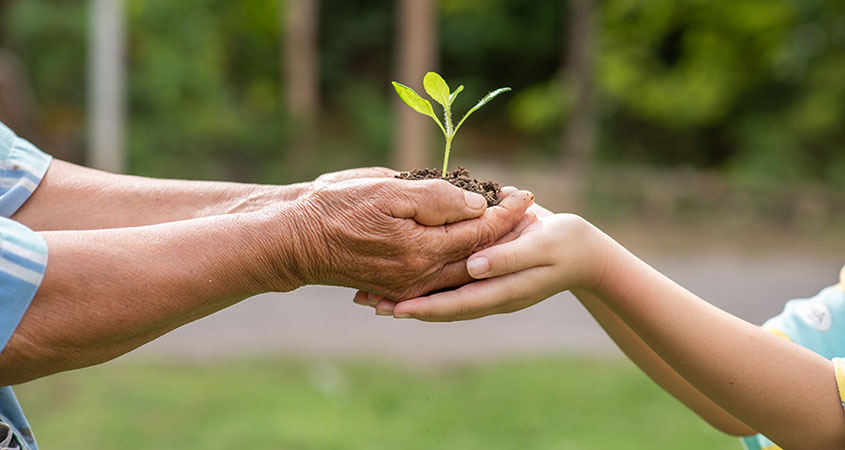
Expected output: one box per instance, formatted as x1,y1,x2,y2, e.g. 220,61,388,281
309,167,398,192
289,178,534,300
355,189,610,321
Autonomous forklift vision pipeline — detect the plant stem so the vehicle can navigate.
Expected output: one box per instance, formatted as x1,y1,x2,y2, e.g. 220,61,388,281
442,136,452,177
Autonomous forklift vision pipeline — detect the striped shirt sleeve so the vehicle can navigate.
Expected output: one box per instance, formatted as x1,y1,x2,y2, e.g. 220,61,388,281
0,122,51,218
0,219,47,353
0,122,51,353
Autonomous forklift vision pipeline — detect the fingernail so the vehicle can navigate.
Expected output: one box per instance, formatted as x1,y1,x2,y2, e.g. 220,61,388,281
465,191,486,210
467,256,489,278
394,313,411,319
367,292,380,307
375,309,392,316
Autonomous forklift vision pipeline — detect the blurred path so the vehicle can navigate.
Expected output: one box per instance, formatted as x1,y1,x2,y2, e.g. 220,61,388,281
123,252,843,366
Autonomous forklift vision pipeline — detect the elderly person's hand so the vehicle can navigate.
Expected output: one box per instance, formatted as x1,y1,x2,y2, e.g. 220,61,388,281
274,177,535,300
3,166,531,384
309,166,399,189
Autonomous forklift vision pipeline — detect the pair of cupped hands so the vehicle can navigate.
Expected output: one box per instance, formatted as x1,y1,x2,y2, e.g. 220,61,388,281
290,166,604,322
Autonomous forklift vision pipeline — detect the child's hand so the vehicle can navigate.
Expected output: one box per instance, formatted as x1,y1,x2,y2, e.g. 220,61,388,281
358,211,610,321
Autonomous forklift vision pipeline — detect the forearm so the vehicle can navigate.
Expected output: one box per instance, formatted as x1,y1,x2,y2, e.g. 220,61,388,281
11,159,311,231
572,289,755,436
592,240,845,449
0,209,303,385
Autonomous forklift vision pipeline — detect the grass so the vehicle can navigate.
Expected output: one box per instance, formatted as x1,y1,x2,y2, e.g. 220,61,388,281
15,357,739,449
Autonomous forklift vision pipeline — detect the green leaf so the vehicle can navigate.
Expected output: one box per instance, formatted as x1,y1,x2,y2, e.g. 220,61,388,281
391,81,446,135
423,72,451,108
454,87,512,133
449,85,464,106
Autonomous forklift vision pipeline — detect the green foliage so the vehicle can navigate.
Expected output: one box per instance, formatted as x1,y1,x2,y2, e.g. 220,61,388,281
391,81,444,133
126,0,289,181
17,358,737,450
596,0,845,182
2,0,843,185
509,79,570,135
5,2,87,117
393,72,510,174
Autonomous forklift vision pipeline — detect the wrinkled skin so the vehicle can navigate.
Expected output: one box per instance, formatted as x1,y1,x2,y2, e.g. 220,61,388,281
283,177,534,300
308,166,399,192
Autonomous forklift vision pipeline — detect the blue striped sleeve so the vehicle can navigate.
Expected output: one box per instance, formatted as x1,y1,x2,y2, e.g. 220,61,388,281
0,122,52,218
0,218,47,354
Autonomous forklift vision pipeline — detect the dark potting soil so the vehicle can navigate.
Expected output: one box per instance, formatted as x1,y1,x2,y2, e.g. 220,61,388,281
395,166,501,207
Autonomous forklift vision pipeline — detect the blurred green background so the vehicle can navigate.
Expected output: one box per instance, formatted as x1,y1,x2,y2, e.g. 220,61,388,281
2,0,843,234
16,358,738,450
1,0,843,448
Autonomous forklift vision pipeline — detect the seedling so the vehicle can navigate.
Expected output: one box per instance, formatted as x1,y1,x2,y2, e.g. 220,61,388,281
392,72,510,177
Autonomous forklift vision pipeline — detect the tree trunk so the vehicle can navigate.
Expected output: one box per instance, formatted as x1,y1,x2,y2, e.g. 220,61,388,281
0,0,37,138
88,0,126,173
284,0,319,127
393,0,436,170
0,0,9,43
561,0,597,209
282,0,319,171
0,50,37,138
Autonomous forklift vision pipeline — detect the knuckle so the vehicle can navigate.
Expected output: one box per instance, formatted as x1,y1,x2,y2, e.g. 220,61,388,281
501,251,519,274
454,301,477,320
476,220,499,249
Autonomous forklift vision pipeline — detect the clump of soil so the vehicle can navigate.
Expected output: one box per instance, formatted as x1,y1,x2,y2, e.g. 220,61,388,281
395,166,501,207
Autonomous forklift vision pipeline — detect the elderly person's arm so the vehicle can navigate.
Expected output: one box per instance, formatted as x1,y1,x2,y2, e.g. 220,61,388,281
0,178,534,385
11,159,397,231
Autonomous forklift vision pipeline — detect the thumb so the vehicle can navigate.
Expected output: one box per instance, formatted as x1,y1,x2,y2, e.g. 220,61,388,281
436,190,535,262
466,220,547,279
389,179,488,226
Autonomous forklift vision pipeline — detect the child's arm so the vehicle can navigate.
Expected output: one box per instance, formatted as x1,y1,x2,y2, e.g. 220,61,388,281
575,289,755,436
363,208,753,436
375,213,845,449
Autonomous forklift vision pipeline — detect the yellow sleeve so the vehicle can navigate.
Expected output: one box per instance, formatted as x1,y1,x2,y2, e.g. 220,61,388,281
761,326,792,343
833,358,845,413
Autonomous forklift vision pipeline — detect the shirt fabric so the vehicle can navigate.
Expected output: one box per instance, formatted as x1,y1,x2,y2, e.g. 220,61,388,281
0,121,51,450
740,281,845,450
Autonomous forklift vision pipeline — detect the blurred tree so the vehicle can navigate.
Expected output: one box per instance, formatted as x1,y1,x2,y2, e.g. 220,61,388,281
88,0,126,173
0,50,37,138
597,0,845,184
0,0,37,137
0,0,7,41
394,0,436,170
561,0,598,208
283,0,319,152
2,0,843,185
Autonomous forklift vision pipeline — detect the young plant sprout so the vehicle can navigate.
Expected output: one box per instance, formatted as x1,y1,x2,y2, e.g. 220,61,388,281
392,72,511,177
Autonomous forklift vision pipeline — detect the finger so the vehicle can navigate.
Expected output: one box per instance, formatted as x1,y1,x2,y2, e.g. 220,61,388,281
393,267,551,321
466,221,548,279
528,203,554,218
497,187,552,217
353,290,369,306
389,179,487,226
353,290,386,307
511,212,539,237
487,212,538,247
498,186,518,199
320,167,399,184
375,298,398,316
437,190,534,261
418,259,475,296
360,167,399,178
